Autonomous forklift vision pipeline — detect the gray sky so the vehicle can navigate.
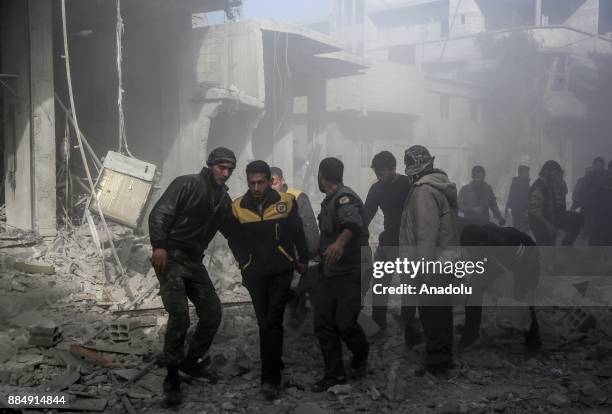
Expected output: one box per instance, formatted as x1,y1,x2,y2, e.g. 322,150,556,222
242,0,332,22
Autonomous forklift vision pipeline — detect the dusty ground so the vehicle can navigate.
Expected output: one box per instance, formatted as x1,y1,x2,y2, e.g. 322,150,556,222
1,225,612,413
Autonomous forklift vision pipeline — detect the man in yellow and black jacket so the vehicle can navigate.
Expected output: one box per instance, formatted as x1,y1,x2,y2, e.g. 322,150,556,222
230,160,308,401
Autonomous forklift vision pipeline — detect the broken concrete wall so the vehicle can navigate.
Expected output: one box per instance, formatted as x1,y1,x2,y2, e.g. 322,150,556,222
2,0,56,236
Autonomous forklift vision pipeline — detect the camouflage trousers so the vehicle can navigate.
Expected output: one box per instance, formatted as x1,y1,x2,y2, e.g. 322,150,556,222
155,255,221,367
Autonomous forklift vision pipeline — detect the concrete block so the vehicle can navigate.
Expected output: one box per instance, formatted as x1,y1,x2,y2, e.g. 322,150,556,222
29,319,60,336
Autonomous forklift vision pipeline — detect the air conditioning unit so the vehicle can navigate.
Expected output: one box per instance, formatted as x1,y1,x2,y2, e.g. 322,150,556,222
90,151,157,228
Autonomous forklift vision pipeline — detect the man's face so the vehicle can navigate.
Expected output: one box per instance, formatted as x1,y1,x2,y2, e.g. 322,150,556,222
593,160,605,171
271,174,284,192
472,172,485,183
317,173,326,193
210,163,235,185
519,169,530,179
546,169,563,183
247,173,271,198
374,168,396,184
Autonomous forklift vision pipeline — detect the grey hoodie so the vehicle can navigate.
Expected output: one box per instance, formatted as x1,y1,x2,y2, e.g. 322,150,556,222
399,170,459,261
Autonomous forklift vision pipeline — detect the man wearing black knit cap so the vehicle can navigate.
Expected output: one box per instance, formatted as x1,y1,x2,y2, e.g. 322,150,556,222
148,147,239,407
312,157,370,392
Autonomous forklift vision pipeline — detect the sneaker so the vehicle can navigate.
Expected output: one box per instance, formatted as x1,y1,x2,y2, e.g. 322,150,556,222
179,359,219,384
260,383,280,401
350,356,368,380
162,376,181,407
311,376,347,393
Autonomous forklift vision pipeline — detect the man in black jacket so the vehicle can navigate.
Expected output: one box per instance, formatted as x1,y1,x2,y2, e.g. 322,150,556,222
231,160,308,401
505,165,530,233
528,160,582,246
363,151,418,344
148,147,238,407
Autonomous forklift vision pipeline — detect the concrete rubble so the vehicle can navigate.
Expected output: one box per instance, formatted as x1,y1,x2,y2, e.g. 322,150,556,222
0,223,611,412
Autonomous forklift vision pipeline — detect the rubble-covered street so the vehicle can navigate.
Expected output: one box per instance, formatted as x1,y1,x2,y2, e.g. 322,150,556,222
1,220,612,414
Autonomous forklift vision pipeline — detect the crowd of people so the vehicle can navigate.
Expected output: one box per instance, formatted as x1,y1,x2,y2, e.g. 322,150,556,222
147,145,612,406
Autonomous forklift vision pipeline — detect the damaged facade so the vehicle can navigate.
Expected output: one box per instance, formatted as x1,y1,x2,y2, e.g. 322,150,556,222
0,0,367,236
303,0,612,193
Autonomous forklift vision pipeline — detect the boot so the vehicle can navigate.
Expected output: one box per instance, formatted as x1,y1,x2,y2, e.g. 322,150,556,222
162,373,181,407
179,357,219,384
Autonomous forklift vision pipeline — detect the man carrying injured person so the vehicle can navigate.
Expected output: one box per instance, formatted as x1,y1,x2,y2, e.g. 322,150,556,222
148,147,239,407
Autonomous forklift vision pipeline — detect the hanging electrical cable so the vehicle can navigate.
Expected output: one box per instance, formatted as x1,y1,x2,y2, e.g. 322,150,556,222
116,0,134,157
60,0,132,296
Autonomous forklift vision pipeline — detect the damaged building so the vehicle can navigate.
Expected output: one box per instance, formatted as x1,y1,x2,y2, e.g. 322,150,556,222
302,0,612,193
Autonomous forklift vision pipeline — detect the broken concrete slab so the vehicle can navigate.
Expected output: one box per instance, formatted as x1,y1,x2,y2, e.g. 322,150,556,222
47,370,81,391
14,261,55,275
7,309,44,329
327,383,352,395
0,336,17,363
114,369,141,382
546,392,570,407
62,397,108,411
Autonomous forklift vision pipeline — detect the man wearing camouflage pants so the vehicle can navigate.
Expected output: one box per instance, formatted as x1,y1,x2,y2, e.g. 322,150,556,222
148,147,238,407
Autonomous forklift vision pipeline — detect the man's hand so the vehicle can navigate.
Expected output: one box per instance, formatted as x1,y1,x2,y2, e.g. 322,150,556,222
324,242,344,265
151,248,169,272
296,263,307,275
498,217,506,226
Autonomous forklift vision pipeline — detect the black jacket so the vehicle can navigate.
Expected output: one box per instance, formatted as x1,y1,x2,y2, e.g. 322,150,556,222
231,189,308,279
319,185,369,277
506,176,530,214
148,167,234,259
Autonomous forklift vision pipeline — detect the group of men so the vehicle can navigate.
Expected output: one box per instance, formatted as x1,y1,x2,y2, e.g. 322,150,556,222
149,148,371,405
147,144,607,406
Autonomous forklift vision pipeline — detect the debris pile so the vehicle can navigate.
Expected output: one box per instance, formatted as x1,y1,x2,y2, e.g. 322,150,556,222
0,223,612,412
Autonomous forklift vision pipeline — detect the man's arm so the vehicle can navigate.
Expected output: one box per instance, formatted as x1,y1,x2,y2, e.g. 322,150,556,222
324,195,362,265
288,200,309,272
219,202,248,267
363,185,379,227
148,178,187,270
488,185,504,221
